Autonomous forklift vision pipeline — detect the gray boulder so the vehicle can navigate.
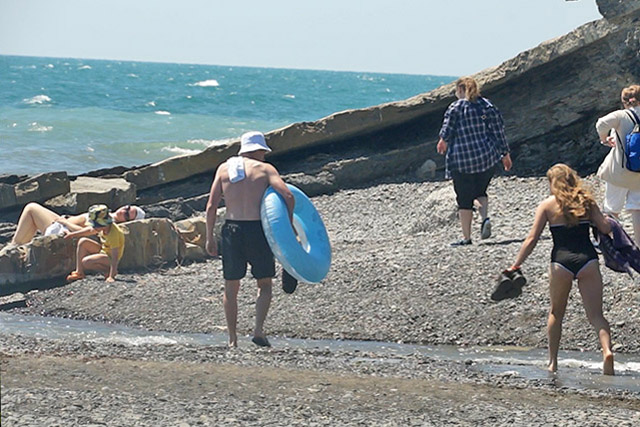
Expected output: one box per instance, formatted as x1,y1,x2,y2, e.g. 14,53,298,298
45,176,136,214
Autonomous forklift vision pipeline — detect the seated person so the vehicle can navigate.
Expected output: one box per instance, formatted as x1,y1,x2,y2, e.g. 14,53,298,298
8,202,144,246
65,204,125,283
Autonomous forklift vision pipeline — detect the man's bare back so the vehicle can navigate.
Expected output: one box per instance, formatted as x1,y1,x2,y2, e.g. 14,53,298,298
218,158,272,220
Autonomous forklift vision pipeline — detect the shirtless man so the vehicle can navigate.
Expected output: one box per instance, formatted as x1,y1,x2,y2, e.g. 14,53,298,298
205,131,294,348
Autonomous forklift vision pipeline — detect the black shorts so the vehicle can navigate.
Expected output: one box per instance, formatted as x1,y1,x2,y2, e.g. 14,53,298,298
221,220,275,280
451,166,495,210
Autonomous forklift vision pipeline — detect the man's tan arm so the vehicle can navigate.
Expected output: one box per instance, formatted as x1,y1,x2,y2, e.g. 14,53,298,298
267,165,295,222
205,167,224,256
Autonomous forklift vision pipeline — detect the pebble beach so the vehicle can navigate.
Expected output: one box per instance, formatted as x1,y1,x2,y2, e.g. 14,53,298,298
2,174,640,426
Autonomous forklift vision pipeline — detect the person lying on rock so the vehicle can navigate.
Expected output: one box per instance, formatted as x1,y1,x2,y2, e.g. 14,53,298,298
65,204,125,283
205,131,295,348
8,202,144,246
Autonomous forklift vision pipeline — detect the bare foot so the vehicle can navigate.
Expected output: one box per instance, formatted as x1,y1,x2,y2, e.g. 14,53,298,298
547,361,557,373
603,351,614,376
228,333,237,348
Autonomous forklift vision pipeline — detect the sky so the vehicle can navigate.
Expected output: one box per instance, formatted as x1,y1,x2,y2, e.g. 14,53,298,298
0,0,602,76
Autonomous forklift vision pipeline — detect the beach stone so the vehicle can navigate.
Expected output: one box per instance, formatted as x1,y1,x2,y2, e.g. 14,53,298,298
8,172,70,208
415,159,437,180
45,176,136,214
184,242,206,262
117,218,186,271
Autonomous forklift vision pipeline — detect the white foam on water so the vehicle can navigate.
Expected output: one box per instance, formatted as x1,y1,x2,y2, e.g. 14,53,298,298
27,122,52,132
190,79,219,87
45,64,54,68
154,110,171,115
78,65,92,70
283,94,296,99
146,101,156,107
186,138,216,147
127,73,139,78
161,145,200,155
23,95,52,105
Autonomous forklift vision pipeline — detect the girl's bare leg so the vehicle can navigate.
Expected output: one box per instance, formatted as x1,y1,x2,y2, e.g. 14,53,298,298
576,262,614,375
12,203,59,245
74,238,101,276
547,264,573,373
81,253,111,276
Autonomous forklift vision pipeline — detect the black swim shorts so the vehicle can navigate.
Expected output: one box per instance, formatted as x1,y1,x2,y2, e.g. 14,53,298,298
221,220,275,280
451,166,496,210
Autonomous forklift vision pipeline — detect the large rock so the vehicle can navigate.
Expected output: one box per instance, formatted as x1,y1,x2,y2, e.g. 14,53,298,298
0,235,76,294
45,176,136,214
595,0,640,18
174,209,225,253
0,183,17,209
123,141,236,191
117,218,186,271
0,172,70,211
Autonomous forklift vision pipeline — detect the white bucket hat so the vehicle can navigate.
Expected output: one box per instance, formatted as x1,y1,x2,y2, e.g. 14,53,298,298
238,131,272,154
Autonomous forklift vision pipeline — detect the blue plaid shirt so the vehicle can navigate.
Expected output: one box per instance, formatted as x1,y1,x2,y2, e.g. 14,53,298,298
439,97,509,177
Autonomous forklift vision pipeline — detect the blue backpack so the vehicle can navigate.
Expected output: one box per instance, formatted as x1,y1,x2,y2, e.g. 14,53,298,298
622,110,640,172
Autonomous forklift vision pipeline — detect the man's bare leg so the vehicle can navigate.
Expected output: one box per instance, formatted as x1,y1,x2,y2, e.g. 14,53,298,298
254,278,272,340
12,203,59,245
224,280,241,347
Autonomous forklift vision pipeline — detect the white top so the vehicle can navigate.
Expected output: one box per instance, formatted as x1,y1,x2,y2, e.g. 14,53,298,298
596,105,640,142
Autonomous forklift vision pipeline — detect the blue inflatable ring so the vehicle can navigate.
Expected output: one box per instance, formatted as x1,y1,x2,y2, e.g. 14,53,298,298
261,184,331,283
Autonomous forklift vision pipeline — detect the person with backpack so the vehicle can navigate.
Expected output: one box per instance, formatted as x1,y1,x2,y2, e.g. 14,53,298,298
595,84,640,245
507,164,614,375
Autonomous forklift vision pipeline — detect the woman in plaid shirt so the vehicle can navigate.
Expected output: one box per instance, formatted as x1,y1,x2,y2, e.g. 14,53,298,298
437,77,512,246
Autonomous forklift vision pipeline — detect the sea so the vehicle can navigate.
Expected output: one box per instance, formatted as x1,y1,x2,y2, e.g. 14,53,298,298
0,55,455,176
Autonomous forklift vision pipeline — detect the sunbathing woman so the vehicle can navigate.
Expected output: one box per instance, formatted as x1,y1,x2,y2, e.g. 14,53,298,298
508,164,614,375
9,202,144,246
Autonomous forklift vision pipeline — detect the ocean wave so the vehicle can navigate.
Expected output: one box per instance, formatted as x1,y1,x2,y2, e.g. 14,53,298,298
161,145,201,155
28,122,53,132
78,65,92,70
154,110,171,115
23,95,52,105
190,79,219,87
146,101,156,107
283,94,296,99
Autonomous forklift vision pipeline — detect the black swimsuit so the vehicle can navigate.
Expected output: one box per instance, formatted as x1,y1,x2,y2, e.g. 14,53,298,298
550,221,598,277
